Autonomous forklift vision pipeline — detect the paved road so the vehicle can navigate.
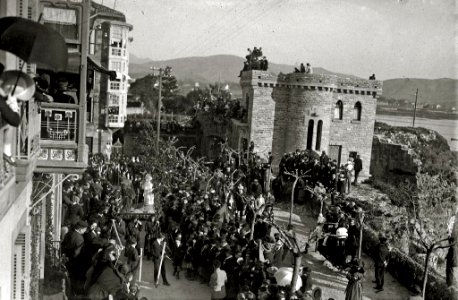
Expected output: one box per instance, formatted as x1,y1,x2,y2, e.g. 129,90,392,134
135,190,412,300
137,257,211,300
274,203,412,300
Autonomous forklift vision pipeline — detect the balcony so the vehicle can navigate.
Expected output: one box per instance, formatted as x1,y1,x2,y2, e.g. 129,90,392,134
36,102,87,173
107,113,125,128
14,101,41,182
40,103,78,142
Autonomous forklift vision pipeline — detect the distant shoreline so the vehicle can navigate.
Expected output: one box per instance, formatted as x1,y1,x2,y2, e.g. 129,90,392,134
376,108,458,120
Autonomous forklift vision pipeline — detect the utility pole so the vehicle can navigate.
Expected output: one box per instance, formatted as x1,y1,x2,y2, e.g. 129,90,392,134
412,88,419,127
150,67,163,151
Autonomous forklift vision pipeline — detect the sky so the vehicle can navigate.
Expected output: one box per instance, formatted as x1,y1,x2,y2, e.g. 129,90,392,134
100,0,456,80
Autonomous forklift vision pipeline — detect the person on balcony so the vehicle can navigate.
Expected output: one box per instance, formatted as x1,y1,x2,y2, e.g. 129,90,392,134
0,68,35,167
53,76,77,104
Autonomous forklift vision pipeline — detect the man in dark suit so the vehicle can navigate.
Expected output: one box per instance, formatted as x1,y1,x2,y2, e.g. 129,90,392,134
152,233,170,287
125,237,140,286
354,155,363,185
374,235,390,292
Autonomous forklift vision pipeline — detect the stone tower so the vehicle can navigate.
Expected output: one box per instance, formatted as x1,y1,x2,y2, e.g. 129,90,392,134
240,70,382,177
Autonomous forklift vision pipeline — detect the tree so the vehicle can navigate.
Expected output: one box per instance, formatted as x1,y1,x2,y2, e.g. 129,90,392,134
129,68,179,115
446,209,458,299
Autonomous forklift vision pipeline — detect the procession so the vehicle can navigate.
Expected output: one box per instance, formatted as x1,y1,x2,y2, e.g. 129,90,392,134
0,0,456,300
57,136,378,300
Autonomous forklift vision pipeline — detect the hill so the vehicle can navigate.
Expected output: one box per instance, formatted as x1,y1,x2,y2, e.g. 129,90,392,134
128,54,357,86
382,78,457,109
128,54,457,107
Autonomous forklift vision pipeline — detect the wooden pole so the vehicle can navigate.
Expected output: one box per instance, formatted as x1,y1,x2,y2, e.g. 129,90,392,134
138,248,143,282
290,253,302,295
157,69,163,151
156,241,166,284
358,212,365,260
289,170,299,226
413,88,419,128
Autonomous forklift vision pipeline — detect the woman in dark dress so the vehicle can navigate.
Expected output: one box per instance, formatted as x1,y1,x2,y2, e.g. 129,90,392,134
345,260,365,300
86,244,129,299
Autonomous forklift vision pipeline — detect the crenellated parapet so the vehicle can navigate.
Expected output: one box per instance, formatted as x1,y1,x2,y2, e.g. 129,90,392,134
240,70,383,97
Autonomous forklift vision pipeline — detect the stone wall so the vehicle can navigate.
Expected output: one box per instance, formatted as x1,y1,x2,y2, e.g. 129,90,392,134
329,92,377,178
240,70,382,175
370,136,419,183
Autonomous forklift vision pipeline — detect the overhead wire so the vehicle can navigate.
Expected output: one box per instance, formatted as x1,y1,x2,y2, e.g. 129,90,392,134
183,0,279,59
195,0,284,58
172,1,259,58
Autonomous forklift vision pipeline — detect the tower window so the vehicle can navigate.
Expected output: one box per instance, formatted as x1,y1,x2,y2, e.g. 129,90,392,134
354,102,362,121
316,120,323,151
334,100,343,120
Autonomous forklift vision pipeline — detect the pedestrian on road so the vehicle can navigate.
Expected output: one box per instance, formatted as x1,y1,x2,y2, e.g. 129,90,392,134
345,259,364,300
152,233,170,287
373,234,390,292
209,260,227,300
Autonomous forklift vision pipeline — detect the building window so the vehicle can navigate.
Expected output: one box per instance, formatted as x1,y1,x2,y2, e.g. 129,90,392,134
354,102,362,121
315,120,323,151
109,94,120,105
43,7,78,41
110,80,120,90
306,119,314,150
334,100,343,120
108,115,119,123
111,61,122,72
245,93,250,109
111,48,122,56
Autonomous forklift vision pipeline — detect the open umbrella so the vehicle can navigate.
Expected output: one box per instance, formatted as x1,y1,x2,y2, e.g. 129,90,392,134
274,267,302,291
0,16,68,72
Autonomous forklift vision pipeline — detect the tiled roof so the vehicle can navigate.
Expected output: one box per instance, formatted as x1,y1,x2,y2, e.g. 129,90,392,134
92,1,126,22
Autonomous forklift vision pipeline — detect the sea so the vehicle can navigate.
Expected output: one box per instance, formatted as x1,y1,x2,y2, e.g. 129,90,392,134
375,114,458,151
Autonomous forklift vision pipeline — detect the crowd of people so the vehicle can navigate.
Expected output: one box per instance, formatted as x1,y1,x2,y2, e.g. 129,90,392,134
194,92,248,125
240,47,269,73
57,136,380,300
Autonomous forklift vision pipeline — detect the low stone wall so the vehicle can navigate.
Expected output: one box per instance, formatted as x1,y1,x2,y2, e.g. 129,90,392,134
314,195,454,300
361,225,453,300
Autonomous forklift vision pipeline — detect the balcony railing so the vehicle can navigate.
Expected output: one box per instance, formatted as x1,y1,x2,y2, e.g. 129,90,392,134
40,103,78,143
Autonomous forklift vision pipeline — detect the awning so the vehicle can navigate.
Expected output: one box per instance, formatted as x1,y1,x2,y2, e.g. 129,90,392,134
61,52,117,80
115,71,132,82
88,55,117,80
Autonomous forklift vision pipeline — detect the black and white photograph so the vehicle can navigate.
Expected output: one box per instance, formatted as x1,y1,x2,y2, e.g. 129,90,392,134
0,0,456,299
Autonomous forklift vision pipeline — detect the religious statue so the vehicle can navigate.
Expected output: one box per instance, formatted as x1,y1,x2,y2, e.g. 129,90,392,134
142,173,155,213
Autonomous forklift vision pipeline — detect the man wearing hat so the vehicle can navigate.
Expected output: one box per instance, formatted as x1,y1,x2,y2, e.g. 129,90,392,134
125,236,140,286
373,234,390,292
61,220,88,295
152,232,170,287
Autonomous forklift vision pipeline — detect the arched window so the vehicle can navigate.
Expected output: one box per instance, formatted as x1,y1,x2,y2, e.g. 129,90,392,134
315,120,323,151
334,101,343,120
306,119,314,150
354,102,362,121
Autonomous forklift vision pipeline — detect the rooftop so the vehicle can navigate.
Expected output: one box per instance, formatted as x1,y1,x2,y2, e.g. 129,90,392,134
91,1,126,22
